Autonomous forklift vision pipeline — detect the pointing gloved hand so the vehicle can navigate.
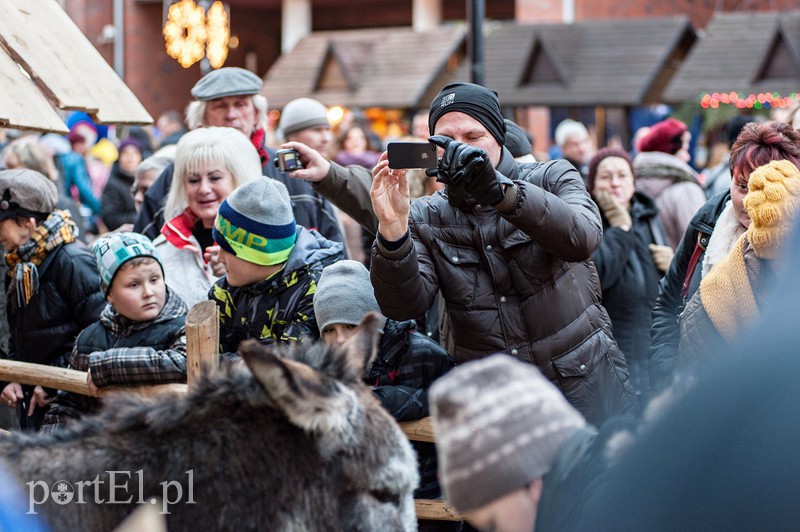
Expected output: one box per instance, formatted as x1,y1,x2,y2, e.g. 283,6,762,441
649,244,675,273
428,135,513,207
594,190,631,231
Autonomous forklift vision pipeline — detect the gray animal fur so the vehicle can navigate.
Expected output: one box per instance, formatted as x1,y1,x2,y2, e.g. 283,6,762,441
0,314,419,531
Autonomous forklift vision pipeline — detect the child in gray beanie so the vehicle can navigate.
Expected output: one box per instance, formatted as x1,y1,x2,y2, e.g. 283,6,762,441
313,259,455,506
431,354,628,532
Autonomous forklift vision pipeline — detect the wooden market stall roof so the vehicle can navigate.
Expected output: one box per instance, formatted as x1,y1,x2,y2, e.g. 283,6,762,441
663,11,800,103
262,26,466,109
0,0,152,134
448,16,696,108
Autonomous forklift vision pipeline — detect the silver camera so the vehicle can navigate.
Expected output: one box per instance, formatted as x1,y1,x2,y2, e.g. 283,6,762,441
275,148,303,172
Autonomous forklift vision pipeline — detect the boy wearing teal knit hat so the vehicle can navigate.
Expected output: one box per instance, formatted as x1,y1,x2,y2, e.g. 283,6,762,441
211,177,344,353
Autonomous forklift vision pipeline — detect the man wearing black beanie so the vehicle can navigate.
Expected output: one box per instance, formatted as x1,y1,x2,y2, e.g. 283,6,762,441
369,82,638,426
282,82,638,425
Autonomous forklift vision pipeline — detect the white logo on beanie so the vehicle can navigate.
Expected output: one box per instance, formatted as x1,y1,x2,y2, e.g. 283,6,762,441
441,93,455,108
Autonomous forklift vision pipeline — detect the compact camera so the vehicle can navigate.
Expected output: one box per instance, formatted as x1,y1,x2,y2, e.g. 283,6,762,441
275,148,303,172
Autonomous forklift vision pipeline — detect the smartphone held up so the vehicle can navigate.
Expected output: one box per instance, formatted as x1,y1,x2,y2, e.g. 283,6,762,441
387,142,437,169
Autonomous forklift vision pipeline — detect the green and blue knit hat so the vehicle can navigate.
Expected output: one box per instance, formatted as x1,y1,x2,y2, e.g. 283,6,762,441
92,232,162,295
213,177,297,266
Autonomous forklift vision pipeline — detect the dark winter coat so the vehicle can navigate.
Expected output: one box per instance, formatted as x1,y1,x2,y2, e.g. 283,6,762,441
367,318,454,499
42,287,188,432
133,147,345,248
1,241,105,429
100,162,136,231
212,227,344,353
370,149,638,426
649,191,729,391
592,191,664,399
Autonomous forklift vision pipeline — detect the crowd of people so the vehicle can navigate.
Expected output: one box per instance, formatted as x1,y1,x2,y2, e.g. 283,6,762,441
2,65,800,531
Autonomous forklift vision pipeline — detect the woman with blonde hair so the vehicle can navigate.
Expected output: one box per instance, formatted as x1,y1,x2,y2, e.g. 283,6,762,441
153,127,261,308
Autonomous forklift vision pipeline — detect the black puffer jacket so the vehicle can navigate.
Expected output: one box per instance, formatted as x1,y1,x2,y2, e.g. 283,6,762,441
371,150,638,426
649,191,730,391
4,241,105,371
592,191,664,399
1,241,105,428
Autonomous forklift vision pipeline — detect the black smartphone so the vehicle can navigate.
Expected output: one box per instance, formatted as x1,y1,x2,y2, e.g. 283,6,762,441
387,142,438,169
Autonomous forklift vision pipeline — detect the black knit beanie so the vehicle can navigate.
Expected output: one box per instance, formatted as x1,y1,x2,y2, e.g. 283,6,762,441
428,82,506,146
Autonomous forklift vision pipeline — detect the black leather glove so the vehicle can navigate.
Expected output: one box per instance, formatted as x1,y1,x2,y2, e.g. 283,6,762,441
429,135,512,207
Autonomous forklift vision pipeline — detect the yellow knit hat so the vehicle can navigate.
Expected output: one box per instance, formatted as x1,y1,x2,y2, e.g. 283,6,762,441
744,159,800,259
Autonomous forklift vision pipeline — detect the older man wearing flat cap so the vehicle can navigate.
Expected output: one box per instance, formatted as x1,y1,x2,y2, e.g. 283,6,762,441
134,67,344,249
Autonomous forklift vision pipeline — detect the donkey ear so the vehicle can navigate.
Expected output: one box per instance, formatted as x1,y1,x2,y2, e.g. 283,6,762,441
239,339,358,447
337,312,383,383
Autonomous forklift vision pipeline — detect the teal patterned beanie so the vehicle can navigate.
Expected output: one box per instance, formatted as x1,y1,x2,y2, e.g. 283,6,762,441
92,232,162,294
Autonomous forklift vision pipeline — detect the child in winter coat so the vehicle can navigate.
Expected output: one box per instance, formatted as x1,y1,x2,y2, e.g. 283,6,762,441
0,169,105,431
211,178,343,353
313,259,455,507
42,232,188,432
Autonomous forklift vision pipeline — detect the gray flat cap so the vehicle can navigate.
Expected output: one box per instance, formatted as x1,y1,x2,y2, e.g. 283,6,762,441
0,169,58,221
191,67,263,101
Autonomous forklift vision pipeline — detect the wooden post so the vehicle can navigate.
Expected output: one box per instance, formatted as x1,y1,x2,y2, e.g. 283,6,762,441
185,300,219,387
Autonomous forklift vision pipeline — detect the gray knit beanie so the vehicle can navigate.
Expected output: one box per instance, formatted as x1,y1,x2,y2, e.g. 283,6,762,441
430,354,586,514
313,260,384,333
278,98,330,140
213,177,297,266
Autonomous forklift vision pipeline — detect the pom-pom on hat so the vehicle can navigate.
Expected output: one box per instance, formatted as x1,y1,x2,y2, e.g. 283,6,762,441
313,260,385,334
213,177,297,266
277,98,331,140
92,232,162,295
637,118,687,155
190,67,263,101
0,169,58,222
430,354,586,514
744,159,800,259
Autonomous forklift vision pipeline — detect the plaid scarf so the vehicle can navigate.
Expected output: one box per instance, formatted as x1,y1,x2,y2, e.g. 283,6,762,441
5,210,77,309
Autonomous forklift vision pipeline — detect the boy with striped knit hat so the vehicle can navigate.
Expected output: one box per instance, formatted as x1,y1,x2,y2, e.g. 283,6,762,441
211,177,343,353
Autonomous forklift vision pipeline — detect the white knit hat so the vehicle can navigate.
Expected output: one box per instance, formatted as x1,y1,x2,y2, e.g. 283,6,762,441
431,354,586,514
277,98,330,140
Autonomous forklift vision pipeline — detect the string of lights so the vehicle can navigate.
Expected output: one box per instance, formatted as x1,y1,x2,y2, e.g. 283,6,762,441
700,92,800,109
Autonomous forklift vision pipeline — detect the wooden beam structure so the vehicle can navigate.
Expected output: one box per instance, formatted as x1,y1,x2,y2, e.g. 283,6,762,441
0,0,152,132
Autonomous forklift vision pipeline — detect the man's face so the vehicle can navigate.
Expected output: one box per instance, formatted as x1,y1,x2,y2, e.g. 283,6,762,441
561,131,591,165
432,111,502,167
203,95,257,136
287,126,333,157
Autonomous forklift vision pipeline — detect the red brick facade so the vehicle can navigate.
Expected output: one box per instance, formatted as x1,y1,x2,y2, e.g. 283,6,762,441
61,0,799,123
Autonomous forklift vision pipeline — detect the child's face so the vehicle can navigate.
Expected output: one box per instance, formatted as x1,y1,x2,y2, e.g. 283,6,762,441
107,260,166,322
217,247,280,287
0,217,36,252
321,323,357,348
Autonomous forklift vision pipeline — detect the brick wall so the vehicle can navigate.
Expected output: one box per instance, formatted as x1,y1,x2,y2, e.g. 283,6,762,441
576,0,800,28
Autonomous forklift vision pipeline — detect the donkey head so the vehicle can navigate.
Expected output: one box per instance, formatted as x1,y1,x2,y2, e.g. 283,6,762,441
238,313,419,530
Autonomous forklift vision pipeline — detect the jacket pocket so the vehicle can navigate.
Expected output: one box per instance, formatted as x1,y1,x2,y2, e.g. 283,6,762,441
552,329,637,425
434,240,481,305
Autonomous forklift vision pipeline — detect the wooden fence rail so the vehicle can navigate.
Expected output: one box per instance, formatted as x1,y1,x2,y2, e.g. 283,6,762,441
0,301,462,522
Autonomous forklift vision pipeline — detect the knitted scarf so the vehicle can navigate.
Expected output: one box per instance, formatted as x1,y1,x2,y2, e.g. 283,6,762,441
5,210,77,309
700,233,758,341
